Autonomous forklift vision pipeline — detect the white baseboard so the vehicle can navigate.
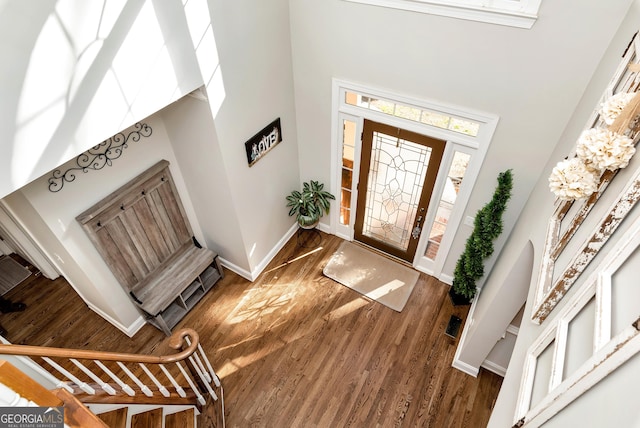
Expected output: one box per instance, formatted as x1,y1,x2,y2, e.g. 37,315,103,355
451,297,480,377
219,223,299,282
87,303,146,338
218,257,253,281
414,264,433,276
452,357,480,377
481,359,507,377
316,221,331,234
439,273,453,285
506,323,519,336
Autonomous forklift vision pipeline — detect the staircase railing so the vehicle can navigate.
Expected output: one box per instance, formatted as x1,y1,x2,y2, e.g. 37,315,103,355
0,328,223,412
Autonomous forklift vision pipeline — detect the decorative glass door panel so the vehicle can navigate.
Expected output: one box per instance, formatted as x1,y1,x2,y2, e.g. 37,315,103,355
355,120,445,262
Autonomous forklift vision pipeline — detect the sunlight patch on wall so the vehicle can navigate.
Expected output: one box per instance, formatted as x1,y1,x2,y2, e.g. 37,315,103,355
12,100,67,187
68,41,104,103
13,9,73,186
127,45,179,118
16,11,72,127
207,66,226,119
78,68,131,145
184,0,211,46
76,1,180,151
11,0,127,188
112,1,169,105
184,0,225,118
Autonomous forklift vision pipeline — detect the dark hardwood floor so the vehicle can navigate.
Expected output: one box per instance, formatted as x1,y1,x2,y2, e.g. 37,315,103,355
0,232,502,427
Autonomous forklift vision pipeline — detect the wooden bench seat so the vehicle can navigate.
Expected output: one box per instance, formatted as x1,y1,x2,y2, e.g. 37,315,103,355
131,243,215,316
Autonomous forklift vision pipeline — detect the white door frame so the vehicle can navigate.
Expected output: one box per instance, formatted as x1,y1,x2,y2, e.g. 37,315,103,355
0,201,59,280
330,78,498,281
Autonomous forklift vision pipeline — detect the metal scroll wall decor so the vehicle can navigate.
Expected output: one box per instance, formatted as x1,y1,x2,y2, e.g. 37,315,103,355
47,122,152,192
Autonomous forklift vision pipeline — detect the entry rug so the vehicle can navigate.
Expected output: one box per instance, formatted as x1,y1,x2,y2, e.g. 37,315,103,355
0,255,31,294
322,241,419,312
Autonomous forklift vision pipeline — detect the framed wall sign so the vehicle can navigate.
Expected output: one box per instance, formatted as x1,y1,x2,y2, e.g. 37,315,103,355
245,118,282,167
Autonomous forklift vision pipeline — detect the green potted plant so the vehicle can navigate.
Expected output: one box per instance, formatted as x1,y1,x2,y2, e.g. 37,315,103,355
450,169,513,305
286,180,336,228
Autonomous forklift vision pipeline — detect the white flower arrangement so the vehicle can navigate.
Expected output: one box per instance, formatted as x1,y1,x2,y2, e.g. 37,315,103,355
601,91,636,125
548,157,600,200
576,128,636,171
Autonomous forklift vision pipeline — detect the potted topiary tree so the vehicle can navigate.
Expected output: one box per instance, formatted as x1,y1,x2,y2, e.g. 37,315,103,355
450,169,513,305
286,180,336,229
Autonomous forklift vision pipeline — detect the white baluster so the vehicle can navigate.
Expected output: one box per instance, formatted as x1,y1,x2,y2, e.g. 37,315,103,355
70,359,116,395
93,360,136,396
53,380,75,394
185,337,211,383
0,382,35,407
42,357,95,395
197,343,221,388
116,362,153,397
175,361,206,406
188,355,218,401
159,364,186,398
191,348,212,383
139,363,170,397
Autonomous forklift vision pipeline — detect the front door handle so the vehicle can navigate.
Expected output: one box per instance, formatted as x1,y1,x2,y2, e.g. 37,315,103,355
412,213,424,240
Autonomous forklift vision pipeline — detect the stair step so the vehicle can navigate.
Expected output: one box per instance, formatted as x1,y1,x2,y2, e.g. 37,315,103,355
131,407,163,428
96,408,128,428
165,408,195,428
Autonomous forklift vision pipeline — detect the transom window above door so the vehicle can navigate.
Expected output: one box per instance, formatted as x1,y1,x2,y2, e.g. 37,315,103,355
345,92,481,137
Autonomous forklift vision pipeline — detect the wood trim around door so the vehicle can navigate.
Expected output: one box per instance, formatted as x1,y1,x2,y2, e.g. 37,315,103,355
354,120,446,262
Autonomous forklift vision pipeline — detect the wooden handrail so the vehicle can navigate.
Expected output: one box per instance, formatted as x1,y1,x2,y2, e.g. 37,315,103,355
0,328,224,425
0,328,199,364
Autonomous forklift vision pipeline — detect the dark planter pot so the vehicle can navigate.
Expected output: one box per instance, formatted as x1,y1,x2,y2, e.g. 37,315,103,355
448,287,472,306
298,218,320,230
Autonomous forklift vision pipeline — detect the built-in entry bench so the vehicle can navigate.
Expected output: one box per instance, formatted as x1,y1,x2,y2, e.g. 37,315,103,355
76,160,223,335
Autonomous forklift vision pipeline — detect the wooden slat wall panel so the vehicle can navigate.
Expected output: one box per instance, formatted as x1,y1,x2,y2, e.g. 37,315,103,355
76,161,170,227
83,175,163,231
121,202,161,270
135,198,172,261
148,188,182,253
103,218,149,284
156,179,191,244
93,228,138,288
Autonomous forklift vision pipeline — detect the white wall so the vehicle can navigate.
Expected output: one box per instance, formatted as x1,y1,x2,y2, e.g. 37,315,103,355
0,0,203,199
483,330,518,376
488,2,640,426
453,240,533,377
288,0,633,279
205,0,300,275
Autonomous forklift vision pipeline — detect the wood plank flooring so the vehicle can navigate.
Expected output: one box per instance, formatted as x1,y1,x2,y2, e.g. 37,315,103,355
0,232,501,427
